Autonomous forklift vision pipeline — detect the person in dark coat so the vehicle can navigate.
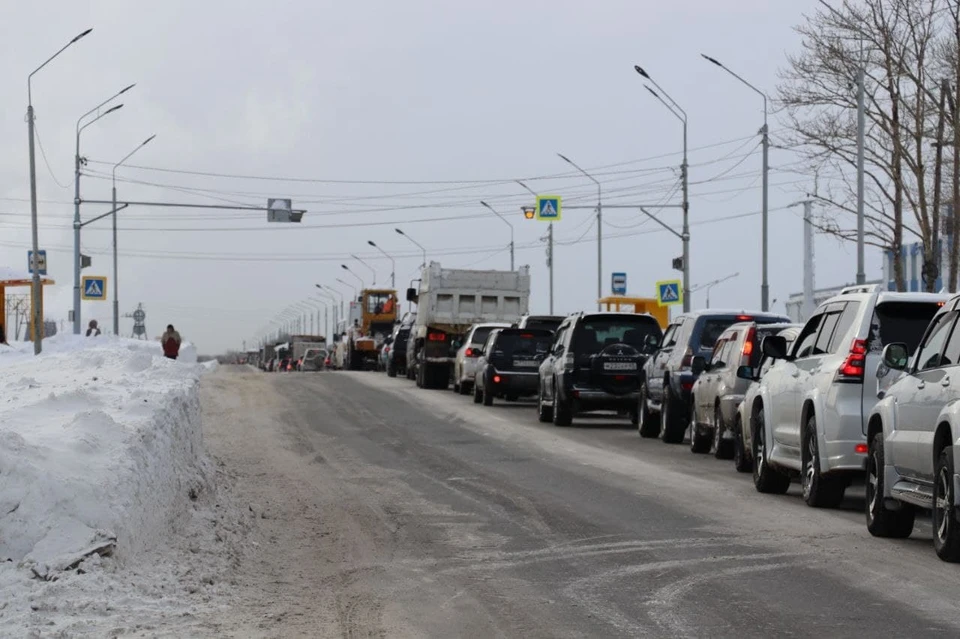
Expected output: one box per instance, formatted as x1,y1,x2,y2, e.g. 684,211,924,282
86,320,101,337
162,324,182,360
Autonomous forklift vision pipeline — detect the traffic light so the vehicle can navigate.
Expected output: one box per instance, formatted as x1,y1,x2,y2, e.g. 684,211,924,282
522,207,535,220
672,256,684,271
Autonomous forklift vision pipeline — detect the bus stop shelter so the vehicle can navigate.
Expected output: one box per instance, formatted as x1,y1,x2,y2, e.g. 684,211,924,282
0,266,56,341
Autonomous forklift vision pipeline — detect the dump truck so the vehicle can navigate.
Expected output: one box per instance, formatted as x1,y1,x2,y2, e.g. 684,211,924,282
290,335,327,363
342,289,399,370
406,262,530,389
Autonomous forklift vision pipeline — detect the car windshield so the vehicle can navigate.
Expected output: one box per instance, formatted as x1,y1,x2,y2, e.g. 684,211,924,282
304,349,321,358
869,301,945,355
493,330,553,356
572,317,662,355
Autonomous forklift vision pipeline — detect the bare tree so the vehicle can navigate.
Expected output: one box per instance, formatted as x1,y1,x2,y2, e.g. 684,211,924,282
779,0,949,290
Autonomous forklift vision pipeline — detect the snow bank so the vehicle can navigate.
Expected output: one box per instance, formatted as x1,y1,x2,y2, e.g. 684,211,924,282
0,334,212,573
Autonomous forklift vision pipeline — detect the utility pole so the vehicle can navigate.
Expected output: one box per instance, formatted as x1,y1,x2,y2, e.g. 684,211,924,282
802,200,815,319
548,223,554,314
856,59,866,285
557,155,601,310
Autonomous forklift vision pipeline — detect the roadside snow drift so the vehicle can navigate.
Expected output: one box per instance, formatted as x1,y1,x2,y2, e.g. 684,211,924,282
0,334,212,576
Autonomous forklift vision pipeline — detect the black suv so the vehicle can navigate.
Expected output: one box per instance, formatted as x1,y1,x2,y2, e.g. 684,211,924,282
386,322,411,378
537,313,663,426
473,328,554,406
640,310,791,443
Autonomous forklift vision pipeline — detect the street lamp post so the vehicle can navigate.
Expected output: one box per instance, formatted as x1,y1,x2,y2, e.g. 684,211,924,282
316,284,343,326
112,134,156,335
557,154,601,310
28,28,93,353
73,83,134,335
350,254,377,286
336,278,358,301
479,201,515,270
635,65,690,312
395,228,427,268
341,264,365,292
702,54,769,312
367,241,396,289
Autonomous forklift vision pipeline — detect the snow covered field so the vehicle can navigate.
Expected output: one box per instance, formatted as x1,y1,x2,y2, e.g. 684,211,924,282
0,335,244,637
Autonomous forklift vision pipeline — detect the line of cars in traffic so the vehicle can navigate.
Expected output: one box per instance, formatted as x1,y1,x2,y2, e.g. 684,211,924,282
378,284,960,562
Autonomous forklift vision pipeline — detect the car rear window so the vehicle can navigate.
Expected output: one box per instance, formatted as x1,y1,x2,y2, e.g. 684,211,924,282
869,301,945,355
572,316,663,355
470,326,500,345
697,315,790,350
522,317,563,332
493,330,553,356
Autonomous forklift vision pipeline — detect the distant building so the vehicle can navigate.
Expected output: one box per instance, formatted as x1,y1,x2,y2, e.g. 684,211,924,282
882,239,957,292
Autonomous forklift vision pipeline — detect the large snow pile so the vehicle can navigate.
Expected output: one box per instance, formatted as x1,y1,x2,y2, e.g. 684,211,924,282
0,334,212,574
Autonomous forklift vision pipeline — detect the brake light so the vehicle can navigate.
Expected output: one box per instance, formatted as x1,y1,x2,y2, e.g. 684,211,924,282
493,375,501,383
855,443,868,454
465,347,474,357
836,338,868,382
737,315,753,321
680,347,693,369
681,381,695,391
520,333,534,338
428,332,445,341
742,326,756,364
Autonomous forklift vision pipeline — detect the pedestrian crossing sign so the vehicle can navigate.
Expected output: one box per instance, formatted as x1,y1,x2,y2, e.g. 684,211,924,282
656,279,682,307
535,195,562,222
82,276,107,301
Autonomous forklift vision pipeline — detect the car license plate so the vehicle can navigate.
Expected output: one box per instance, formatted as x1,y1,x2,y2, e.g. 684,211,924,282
513,359,539,368
604,362,637,371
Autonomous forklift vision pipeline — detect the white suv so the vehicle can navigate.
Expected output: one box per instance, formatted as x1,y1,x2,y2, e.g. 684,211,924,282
748,285,948,508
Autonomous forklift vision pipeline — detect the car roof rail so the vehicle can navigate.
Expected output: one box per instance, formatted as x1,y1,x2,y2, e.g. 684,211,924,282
839,284,880,295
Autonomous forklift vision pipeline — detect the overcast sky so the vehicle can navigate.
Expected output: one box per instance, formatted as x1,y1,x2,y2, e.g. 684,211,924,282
2,0,871,353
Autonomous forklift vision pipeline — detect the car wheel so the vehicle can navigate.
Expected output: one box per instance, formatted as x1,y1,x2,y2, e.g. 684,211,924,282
552,380,572,427
483,386,494,406
458,379,471,396
934,448,960,562
638,384,659,438
733,415,752,474
866,431,914,538
713,406,735,460
689,400,711,454
454,380,461,393
802,414,846,508
752,408,790,494
537,382,553,423
387,362,397,378
660,383,686,444
473,383,483,404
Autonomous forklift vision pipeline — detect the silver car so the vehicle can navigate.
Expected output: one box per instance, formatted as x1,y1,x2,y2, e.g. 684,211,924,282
452,322,511,395
735,326,802,474
690,322,799,459
749,286,948,508
867,293,960,561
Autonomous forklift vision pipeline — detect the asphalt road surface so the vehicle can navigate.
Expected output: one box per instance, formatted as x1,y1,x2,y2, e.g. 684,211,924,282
200,367,960,638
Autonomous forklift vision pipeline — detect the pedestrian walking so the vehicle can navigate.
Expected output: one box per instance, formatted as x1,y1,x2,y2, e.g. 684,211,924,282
86,320,101,337
161,324,182,360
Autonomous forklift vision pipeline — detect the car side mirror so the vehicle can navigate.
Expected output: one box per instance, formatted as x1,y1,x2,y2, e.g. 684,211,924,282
736,365,758,381
691,356,707,375
881,342,909,371
644,334,661,349
452,340,462,349
406,287,418,303
761,335,789,360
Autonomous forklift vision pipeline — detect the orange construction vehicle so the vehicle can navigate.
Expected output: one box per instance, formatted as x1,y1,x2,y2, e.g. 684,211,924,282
597,296,669,329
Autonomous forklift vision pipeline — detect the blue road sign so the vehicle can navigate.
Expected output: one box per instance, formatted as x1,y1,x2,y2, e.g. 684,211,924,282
28,250,47,276
535,195,562,222
82,276,107,301
656,279,682,307
611,272,627,295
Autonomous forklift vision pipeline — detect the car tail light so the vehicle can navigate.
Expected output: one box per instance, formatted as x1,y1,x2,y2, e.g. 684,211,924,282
680,347,693,370
742,326,756,365
855,443,868,454
835,338,868,382
681,381,695,391
737,315,753,321
428,332,445,342
493,375,501,383
465,347,474,357
564,352,575,372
